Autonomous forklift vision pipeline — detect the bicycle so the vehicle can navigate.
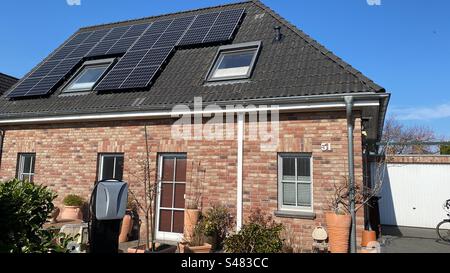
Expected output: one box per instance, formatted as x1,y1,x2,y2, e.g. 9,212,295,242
436,199,450,242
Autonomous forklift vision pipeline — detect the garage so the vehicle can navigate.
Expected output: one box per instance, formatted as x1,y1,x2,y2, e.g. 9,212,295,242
378,157,450,229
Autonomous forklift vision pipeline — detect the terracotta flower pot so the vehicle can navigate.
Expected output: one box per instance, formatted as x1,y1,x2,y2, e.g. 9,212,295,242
184,243,212,253
184,208,200,241
360,241,380,254
325,212,351,253
118,211,133,243
361,230,377,247
60,206,83,221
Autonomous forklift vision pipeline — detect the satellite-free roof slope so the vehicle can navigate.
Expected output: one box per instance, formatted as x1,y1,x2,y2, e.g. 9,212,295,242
0,0,385,119
0,73,18,95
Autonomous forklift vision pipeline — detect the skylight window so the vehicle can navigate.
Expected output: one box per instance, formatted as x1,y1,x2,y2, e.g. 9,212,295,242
207,41,261,82
63,59,113,93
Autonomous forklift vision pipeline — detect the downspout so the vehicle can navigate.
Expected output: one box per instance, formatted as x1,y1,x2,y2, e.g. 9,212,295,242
236,113,244,231
344,96,357,253
0,129,5,171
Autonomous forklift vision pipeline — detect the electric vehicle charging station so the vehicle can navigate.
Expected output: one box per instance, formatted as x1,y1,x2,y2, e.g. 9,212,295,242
89,179,128,253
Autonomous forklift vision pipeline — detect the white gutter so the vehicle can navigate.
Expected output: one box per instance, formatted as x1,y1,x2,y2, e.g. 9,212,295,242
0,100,379,125
236,112,244,231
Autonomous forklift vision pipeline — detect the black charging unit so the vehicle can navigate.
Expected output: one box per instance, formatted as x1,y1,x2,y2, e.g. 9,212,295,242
89,179,128,253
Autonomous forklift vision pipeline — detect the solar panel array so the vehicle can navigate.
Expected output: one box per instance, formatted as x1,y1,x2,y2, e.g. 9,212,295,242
7,8,245,98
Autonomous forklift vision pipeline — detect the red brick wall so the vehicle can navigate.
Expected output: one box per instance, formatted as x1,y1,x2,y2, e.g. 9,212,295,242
0,111,364,252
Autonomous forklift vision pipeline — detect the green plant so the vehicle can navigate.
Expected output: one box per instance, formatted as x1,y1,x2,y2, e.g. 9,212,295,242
441,145,450,155
0,179,58,253
63,194,85,207
223,209,284,253
187,219,207,247
203,204,234,250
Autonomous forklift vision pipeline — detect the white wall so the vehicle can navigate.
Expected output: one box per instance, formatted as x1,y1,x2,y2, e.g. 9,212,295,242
376,163,450,228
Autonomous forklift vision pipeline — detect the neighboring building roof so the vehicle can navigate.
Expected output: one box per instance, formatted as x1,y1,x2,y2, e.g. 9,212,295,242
0,0,386,120
0,73,18,95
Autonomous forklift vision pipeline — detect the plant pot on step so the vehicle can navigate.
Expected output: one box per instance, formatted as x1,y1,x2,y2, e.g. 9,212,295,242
184,208,200,241
184,243,212,253
325,212,352,253
60,206,83,221
118,210,133,243
361,230,377,247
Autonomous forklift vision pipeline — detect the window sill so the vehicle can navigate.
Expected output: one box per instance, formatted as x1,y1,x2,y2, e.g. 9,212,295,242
274,210,316,220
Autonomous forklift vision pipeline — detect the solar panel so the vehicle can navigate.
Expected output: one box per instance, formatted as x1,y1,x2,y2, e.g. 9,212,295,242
87,39,118,57
65,31,93,46
7,8,245,98
48,45,78,61
26,76,62,96
83,29,110,44
129,33,161,51
120,66,159,89
122,23,151,38
203,23,237,43
190,12,219,29
178,26,210,46
7,78,41,98
94,68,133,91
108,37,137,55
138,47,173,67
103,26,131,41
27,60,61,78
50,58,81,76
153,30,184,48
67,43,97,59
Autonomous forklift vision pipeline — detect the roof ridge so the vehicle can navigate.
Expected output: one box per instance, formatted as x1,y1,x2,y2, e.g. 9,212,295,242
79,0,252,31
250,0,384,93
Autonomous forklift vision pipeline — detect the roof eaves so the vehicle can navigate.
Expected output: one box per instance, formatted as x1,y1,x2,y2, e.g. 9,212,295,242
250,0,385,93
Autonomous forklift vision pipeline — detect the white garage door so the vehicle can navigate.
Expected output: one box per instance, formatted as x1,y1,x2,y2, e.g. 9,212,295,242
378,163,450,228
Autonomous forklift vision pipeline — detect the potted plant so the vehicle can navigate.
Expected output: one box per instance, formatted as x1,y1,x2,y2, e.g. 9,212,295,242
326,165,386,253
60,194,84,221
119,199,136,243
223,209,284,253
202,204,234,250
181,220,212,253
184,161,205,241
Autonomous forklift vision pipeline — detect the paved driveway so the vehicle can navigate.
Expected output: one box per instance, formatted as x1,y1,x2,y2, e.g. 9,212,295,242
381,225,450,253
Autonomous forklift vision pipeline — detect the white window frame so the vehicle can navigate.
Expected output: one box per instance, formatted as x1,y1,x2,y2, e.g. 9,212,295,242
63,58,114,93
206,41,261,82
98,153,124,181
278,153,313,212
17,153,36,182
155,153,186,242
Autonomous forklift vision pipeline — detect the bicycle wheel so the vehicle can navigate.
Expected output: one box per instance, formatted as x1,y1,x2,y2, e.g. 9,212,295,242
436,221,450,242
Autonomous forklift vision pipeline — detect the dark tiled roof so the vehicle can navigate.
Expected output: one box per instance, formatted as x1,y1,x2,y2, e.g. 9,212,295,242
0,0,385,120
0,73,18,95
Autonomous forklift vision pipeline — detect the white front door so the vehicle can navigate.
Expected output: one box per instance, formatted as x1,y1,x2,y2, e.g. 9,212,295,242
155,154,186,242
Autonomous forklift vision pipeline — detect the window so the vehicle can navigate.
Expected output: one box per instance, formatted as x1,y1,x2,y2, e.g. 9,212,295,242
207,41,261,82
63,59,113,92
17,153,36,182
98,154,124,181
278,154,312,211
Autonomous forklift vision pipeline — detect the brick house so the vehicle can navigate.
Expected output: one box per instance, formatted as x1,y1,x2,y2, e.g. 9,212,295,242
0,0,389,251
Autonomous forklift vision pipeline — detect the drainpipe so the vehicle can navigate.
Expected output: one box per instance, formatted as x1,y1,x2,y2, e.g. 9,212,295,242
344,96,357,253
0,129,5,170
236,113,244,231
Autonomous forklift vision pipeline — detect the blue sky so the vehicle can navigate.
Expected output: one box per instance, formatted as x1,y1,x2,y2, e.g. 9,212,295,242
0,0,449,137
